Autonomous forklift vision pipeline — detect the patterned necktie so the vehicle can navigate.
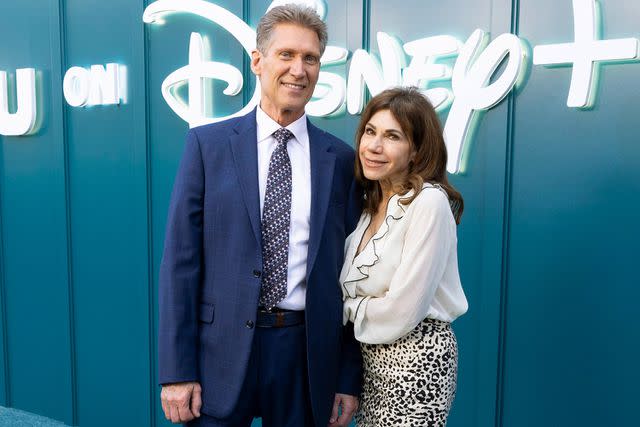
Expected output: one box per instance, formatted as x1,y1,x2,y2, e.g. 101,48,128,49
259,128,293,309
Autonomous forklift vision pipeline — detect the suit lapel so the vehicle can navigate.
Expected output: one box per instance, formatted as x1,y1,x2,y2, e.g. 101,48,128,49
306,120,336,280
227,113,336,274
228,110,262,246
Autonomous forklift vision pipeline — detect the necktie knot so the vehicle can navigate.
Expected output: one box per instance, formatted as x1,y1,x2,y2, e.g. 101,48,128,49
273,128,293,147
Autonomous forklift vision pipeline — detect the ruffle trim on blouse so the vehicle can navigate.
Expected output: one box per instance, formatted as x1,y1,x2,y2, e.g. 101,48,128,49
341,193,409,299
341,183,448,300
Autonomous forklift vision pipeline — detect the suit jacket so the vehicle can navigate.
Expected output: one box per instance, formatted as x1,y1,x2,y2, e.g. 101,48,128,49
158,109,362,425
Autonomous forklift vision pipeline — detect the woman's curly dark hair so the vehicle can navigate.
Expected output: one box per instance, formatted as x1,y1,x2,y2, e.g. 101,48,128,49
354,86,464,224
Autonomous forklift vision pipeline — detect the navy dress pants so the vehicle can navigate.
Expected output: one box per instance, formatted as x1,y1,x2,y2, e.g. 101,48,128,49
187,323,314,427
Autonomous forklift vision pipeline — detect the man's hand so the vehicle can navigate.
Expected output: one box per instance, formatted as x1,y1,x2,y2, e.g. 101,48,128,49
328,393,359,426
161,381,202,424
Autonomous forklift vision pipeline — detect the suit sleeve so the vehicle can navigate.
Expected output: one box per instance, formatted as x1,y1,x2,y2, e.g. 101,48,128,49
158,129,204,385
345,176,362,235
337,173,364,395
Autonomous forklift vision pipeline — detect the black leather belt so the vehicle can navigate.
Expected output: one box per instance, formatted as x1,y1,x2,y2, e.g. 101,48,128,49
256,308,305,328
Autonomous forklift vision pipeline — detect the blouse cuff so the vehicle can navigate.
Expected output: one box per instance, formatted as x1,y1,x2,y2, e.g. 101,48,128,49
344,295,370,331
343,296,366,325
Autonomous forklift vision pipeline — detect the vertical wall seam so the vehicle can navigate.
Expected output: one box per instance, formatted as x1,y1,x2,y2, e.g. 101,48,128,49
142,0,157,425
0,136,10,408
495,1,520,426
361,0,371,107
57,0,78,424
362,0,371,51
242,0,251,106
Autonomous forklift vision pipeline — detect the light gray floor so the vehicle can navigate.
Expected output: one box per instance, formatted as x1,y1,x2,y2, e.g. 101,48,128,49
0,407,67,426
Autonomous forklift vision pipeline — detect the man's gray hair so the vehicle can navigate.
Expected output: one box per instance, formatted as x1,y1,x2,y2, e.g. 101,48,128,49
256,4,328,55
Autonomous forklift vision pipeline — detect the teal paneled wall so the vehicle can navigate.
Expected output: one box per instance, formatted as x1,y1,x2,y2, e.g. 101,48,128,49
1,1,639,426
504,0,640,425
0,0,73,422
63,0,152,425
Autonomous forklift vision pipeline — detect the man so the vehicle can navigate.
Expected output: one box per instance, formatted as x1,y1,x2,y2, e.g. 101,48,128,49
158,5,362,427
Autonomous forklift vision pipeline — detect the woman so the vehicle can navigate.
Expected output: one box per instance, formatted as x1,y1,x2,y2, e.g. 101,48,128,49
341,87,468,426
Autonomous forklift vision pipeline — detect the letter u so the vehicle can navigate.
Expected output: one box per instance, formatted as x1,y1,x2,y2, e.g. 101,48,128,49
0,68,37,136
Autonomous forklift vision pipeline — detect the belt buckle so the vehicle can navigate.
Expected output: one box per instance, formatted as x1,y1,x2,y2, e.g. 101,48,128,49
275,311,285,327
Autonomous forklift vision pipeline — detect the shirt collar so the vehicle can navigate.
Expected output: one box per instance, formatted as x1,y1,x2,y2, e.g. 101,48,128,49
256,106,308,147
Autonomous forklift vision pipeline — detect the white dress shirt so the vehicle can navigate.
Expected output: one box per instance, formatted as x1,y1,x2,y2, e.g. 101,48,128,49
256,107,311,310
340,183,468,344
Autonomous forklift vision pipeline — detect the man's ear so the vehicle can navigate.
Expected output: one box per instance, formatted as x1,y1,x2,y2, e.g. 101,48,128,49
250,50,262,75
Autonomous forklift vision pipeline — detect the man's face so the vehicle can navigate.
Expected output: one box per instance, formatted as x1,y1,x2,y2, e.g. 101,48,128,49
251,23,321,125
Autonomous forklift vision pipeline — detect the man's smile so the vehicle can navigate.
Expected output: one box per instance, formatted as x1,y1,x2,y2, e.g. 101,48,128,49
281,82,306,90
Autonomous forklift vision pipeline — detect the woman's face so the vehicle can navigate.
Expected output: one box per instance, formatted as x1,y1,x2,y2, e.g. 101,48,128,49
359,109,415,189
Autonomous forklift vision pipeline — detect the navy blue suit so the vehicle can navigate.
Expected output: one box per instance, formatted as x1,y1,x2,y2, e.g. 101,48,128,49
159,109,362,426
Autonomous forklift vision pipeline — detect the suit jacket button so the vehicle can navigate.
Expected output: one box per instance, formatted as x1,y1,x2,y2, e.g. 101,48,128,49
253,270,261,278
246,320,254,329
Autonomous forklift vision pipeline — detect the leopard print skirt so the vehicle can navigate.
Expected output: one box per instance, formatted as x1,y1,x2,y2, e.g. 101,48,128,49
356,318,458,427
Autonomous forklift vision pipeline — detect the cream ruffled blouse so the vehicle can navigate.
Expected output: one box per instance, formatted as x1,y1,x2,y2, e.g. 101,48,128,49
340,183,468,344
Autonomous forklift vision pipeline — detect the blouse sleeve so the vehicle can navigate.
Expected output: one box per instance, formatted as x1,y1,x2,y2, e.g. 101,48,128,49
351,190,455,344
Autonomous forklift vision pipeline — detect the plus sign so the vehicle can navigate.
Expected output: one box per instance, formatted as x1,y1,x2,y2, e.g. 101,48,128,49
533,0,639,108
